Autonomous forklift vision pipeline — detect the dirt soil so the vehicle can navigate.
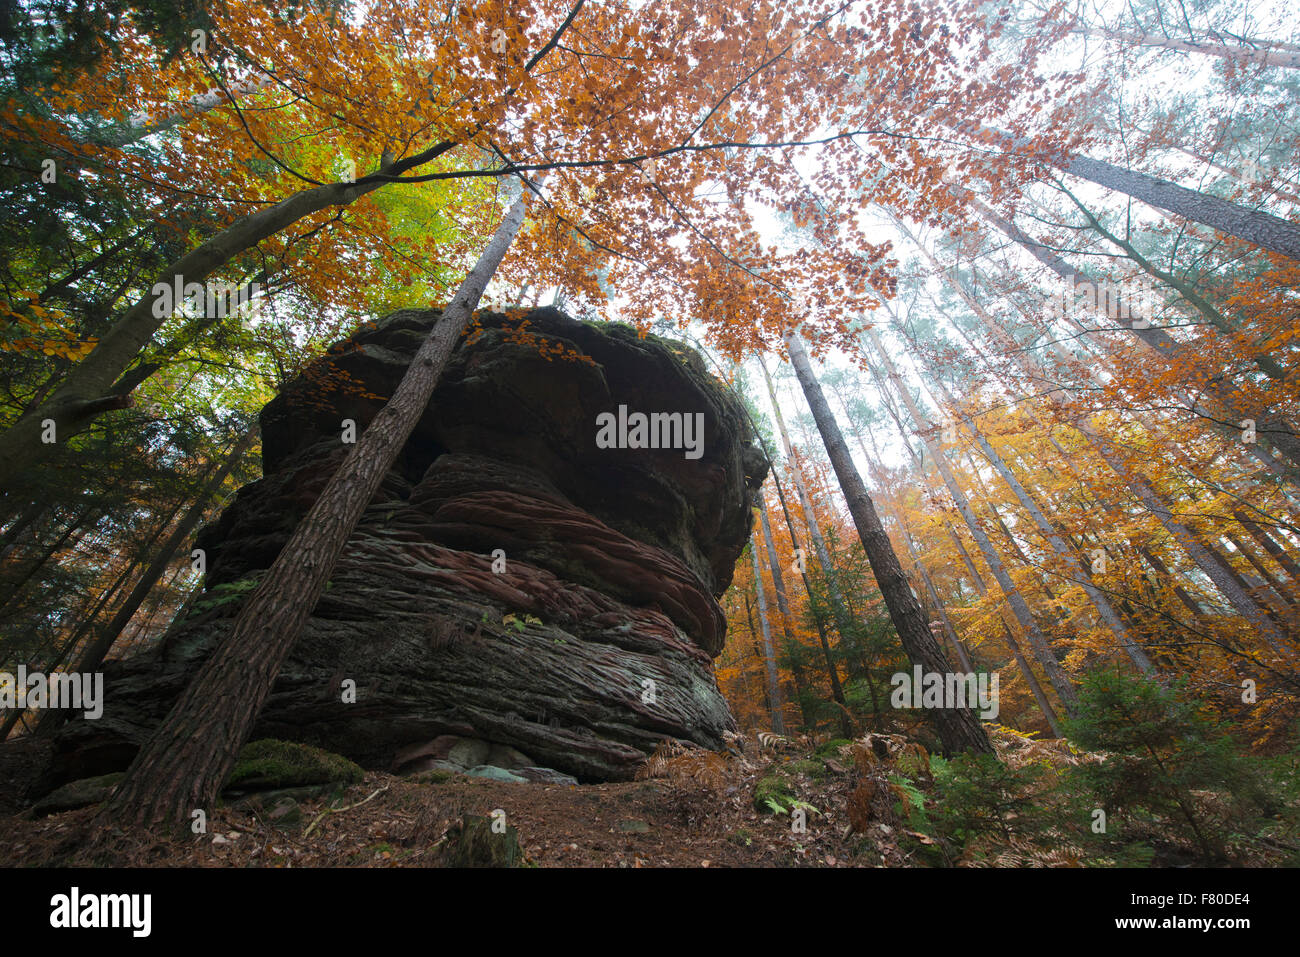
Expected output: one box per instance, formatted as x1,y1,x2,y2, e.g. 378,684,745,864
0,738,920,868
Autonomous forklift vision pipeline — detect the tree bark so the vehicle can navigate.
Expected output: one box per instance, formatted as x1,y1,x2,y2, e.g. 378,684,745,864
954,196,1300,474
748,537,786,733
1056,152,1300,262
758,495,815,730
884,306,1156,673
1072,24,1300,70
100,179,539,830
758,357,854,735
784,330,993,755
860,327,1080,716
36,426,256,739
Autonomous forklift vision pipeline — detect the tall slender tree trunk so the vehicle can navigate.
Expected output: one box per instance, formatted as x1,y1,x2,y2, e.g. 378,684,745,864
749,538,786,733
1236,510,1300,581
783,331,993,755
758,495,815,730
758,357,858,638
36,426,256,739
963,193,1300,473
100,180,539,830
826,379,977,674
1071,23,1300,70
861,326,1080,711
883,308,1156,673
758,357,854,735
905,218,1298,663
1055,151,1300,261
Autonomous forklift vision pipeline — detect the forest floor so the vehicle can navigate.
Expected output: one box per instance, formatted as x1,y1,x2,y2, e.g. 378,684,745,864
5,725,1283,867
1,732,935,868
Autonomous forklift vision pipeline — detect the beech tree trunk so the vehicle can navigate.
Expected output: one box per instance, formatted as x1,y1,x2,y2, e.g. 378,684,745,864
784,330,993,756
100,181,538,830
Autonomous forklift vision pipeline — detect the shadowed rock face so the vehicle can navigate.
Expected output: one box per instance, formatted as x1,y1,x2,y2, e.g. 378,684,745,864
39,307,767,787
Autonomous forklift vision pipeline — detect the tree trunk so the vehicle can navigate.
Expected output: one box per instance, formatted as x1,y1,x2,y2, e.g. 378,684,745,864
860,326,1080,715
1072,24,1300,70
36,426,256,739
1056,152,1300,262
784,331,993,756
949,197,1300,473
749,538,786,733
758,357,854,735
100,179,538,830
884,306,1156,673
905,216,1298,663
1236,510,1300,581
758,495,815,730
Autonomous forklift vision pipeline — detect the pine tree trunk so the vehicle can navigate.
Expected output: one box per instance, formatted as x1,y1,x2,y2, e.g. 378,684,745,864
965,194,1300,474
758,359,854,735
99,181,538,830
1058,154,1300,261
36,426,256,739
907,216,1298,664
749,539,786,733
861,326,1080,715
884,307,1156,673
1072,24,1300,70
831,383,977,674
0,139,472,494
784,331,993,755
758,495,815,730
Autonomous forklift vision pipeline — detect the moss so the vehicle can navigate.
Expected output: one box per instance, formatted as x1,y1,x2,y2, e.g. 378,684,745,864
727,827,754,847
188,574,263,617
754,769,796,814
224,738,364,792
440,814,526,867
814,738,853,758
785,758,828,780
31,772,125,817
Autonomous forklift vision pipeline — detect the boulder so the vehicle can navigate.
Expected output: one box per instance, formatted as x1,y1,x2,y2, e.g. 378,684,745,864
30,307,766,795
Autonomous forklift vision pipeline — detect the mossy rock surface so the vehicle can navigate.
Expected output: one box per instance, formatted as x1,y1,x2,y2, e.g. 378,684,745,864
224,739,364,792
30,772,124,817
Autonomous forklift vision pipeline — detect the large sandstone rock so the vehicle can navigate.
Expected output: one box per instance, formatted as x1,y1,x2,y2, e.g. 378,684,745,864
35,307,766,791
